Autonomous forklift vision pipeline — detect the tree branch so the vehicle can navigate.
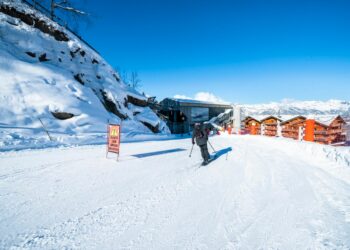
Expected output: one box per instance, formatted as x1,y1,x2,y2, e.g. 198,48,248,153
53,4,87,15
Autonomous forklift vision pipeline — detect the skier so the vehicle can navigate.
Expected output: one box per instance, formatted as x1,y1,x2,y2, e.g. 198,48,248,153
192,123,210,165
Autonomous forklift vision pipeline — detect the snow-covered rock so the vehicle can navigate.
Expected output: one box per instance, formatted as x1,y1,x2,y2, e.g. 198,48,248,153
0,0,169,150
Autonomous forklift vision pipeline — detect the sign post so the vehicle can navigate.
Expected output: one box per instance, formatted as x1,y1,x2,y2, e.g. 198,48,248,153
107,124,121,161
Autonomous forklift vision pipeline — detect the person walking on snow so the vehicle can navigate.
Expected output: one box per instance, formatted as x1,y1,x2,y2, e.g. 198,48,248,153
192,123,210,165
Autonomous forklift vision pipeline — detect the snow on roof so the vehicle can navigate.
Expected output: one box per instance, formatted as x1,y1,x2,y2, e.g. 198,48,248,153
246,115,294,122
169,98,231,106
280,115,307,124
314,115,340,126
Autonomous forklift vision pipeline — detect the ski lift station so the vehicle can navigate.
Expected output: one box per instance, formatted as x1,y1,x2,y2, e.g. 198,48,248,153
158,98,236,134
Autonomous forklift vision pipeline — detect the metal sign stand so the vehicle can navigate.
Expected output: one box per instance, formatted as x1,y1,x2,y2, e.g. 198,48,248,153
106,123,121,161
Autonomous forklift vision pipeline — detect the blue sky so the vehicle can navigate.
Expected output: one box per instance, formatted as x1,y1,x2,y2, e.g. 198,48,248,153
79,0,350,104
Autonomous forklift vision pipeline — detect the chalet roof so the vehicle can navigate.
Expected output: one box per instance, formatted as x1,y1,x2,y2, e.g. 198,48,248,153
280,115,306,125
313,115,344,126
248,115,294,122
244,116,261,123
260,115,283,122
244,114,346,127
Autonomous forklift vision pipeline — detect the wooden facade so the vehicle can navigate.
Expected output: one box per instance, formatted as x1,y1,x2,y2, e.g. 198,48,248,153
313,121,328,144
244,116,261,135
318,116,347,145
261,116,282,137
281,116,306,140
243,115,347,146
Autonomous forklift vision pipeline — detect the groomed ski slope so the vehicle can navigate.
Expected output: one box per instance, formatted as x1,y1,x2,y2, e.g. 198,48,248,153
1,135,350,249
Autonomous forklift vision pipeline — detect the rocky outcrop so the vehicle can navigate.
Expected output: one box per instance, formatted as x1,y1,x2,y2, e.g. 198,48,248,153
127,95,147,107
100,90,128,120
51,111,74,120
0,5,69,42
141,121,159,133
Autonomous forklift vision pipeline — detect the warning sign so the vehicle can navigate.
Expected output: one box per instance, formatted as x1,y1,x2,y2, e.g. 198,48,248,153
107,124,120,154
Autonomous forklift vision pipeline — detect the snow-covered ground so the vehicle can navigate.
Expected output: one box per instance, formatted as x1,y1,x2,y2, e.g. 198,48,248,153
1,135,350,249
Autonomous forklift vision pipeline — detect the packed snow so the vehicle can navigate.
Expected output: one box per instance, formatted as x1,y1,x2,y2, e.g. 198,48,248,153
1,134,350,249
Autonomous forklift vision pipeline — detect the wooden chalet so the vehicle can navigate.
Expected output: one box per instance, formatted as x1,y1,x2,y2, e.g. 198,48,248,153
328,116,347,145
243,114,347,146
261,116,282,137
281,116,306,140
314,116,347,145
244,116,261,135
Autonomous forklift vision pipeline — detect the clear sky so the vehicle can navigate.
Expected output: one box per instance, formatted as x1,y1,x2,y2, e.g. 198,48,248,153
79,0,350,104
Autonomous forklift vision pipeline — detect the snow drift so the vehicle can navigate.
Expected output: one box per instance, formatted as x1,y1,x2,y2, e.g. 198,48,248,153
0,0,169,150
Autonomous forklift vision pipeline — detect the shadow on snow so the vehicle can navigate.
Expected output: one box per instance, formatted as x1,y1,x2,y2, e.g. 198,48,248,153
211,147,233,160
131,148,187,158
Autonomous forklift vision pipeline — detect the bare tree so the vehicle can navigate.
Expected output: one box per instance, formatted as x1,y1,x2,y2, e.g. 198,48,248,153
120,70,129,86
129,71,142,90
50,0,86,20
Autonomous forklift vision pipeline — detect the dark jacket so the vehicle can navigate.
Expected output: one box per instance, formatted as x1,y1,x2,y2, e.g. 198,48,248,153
192,124,208,146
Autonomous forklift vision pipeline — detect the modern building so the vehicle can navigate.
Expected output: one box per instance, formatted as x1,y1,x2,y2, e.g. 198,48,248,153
159,98,233,134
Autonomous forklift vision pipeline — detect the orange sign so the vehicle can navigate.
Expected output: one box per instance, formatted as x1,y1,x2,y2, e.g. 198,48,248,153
107,124,120,154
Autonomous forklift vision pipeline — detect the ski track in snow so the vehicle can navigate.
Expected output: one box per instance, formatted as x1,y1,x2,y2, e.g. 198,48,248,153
1,135,350,249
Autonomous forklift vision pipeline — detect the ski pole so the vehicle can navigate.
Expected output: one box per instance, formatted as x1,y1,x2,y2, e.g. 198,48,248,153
189,144,194,157
208,140,216,153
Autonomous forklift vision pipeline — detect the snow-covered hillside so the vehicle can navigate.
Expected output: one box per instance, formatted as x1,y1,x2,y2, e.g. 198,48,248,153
1,135,350,249
0,0,169,150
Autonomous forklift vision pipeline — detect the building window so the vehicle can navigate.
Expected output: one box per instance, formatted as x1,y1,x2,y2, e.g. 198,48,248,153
191,108,209,123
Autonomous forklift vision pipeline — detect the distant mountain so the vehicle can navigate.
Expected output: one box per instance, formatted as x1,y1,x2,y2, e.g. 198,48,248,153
242,100,350,119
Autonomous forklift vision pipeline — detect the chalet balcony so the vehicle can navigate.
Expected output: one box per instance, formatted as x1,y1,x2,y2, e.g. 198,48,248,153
315,137,328,142
328,129,345,134
314,131,327,135
282,129,299,133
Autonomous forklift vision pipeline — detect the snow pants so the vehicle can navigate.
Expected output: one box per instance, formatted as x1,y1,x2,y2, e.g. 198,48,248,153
199,144,210,162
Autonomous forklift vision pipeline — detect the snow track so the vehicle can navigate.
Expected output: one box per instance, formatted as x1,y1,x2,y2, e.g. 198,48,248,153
1,135,350,249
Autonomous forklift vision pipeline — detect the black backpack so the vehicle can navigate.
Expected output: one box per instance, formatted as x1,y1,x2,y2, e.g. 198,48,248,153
195,125,205,138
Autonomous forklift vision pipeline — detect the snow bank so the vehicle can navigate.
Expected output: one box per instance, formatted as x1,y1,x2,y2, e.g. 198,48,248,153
244,135,350,169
